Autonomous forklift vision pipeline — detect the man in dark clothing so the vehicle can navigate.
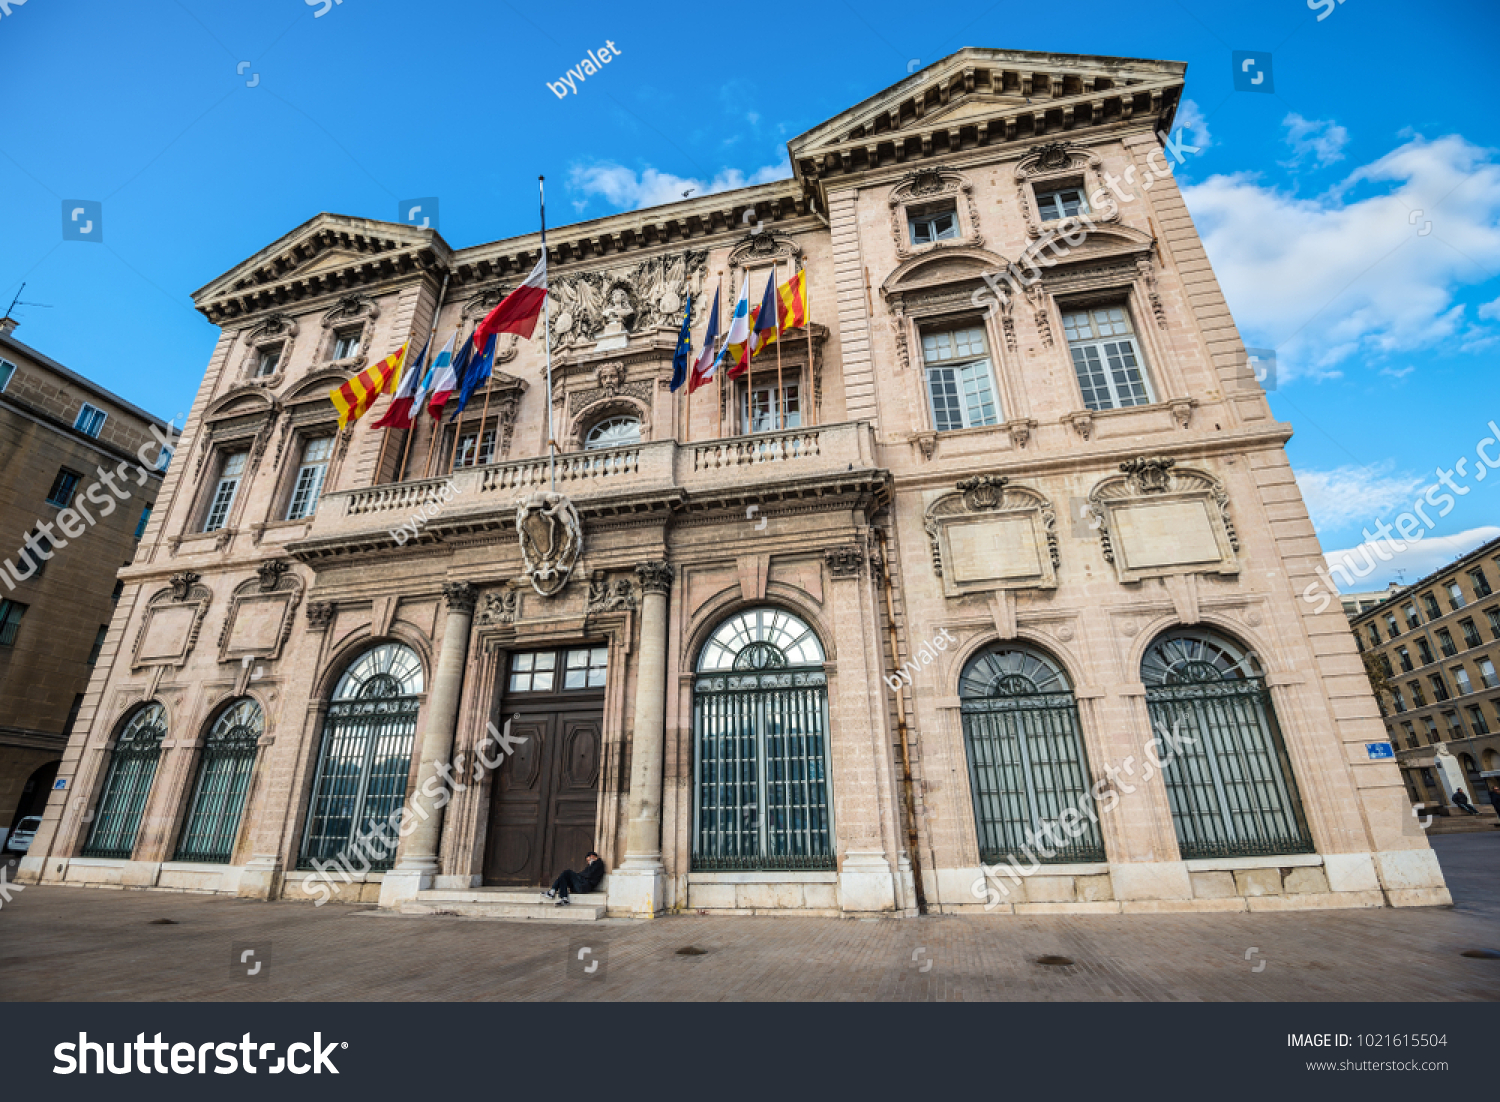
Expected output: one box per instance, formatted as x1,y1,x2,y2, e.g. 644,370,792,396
544,851,605,906
1453,789,1480,815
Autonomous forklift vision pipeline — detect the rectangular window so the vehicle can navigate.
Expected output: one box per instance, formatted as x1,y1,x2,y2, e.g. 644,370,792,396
1438,628,1457,657
1479,658,1498,689
1424,717,1440,744
1063,305,1154,410
1392,688,1406,712
1469,705,1491,736
508,650,556,693
1452,666,1473,695
1471,567,1492,598
62,693,84,737
333,329,362,361
74,403,107,438
254,346,282,377
741,379,802,434
1461,618,1482,648
1366,624,1380,648
0,600,25,646
1448,580,1466,610
1397,647,1412,672
1035,186,1090,221
563,646,608,689
1445,711,1466,738
1423,593,1442,620
1416,637,1434,665
1384,613,1399,640
1409,682,1426,707
203,451,247,532
46,468,81,507
1378,654,1394,679
1430,673,1450,702
1486,607,1500,640
1402,721,1418,750
286,437,333,520
0,359,14,391
454,428,496,469
1403,604,1421,630
923,326,1000,431
86,625,107,666
908,204,959,245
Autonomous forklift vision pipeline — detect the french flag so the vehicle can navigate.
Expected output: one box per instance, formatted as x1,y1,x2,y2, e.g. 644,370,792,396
473,252,548,349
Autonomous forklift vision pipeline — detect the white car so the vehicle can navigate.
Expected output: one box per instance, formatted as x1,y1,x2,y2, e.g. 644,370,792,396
5,816,41,854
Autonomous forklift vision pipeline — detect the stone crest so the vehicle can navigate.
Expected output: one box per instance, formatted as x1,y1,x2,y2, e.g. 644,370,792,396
516,491,583,598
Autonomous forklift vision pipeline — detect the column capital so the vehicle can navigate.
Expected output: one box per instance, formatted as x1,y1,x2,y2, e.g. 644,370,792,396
442,581,478,613
635,561,673,595
823,544,866,578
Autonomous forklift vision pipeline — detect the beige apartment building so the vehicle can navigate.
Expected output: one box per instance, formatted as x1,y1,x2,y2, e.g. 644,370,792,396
20,47,1449,917
1349,537,1500,815
0,317,168,847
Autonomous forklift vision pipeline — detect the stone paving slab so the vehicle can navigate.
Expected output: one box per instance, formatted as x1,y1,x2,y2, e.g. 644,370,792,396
2,836,1498,1002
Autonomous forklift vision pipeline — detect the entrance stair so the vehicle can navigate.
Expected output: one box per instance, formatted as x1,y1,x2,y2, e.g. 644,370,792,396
399,886,606,921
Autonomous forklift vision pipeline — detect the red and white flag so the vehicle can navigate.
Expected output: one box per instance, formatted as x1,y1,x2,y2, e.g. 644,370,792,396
473,252,547,349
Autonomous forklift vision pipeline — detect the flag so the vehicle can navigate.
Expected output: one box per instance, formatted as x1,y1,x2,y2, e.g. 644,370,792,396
329,343,407,430
473,252,547,349
750,273,779,357
371,334,431,430
778,268,808,329
427,330,471,421
669,296,693,392
689,288,721,393
712,277,752,379
451,333,497,419
410,330,455,421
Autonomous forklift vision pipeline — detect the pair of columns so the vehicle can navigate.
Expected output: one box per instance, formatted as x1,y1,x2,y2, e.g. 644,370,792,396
380,565,673,911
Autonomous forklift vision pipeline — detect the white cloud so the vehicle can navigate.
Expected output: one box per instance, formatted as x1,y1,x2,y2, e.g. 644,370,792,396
568,159,791,212
1379,365,1415,379
1322,526,1500,592
1182,134,1500,381
1174,99,1211,151
1480,295,1500,321
1294,464,1428,533
1281,113,1350,167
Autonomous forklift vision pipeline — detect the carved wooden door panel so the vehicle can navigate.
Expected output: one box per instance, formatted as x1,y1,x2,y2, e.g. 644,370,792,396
542,711,602,887
483,712,553,886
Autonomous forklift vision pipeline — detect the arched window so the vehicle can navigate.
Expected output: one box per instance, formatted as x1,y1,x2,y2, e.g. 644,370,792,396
1142,629,1313,858
175,699,263,863
585,416,641,450
960,645,1104,864
298,643,424,871
82,703,167,858
693,608,833,870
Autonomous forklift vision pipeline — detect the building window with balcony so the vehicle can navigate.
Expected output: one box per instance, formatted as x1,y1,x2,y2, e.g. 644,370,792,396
0,599,26,646
1409,682,1426,707
1430,673,1450,702
1417,637,1434,665
1461,618,1482,648
45,467,81,507
1403,604,1421,630
739,379,802,435
1453,666,1473,696
286,436,333,520
923,325,1000,431
1471,567,1492,598
202,451,248,532
1438,628,1457,658
1063,305,1154,411
1468,705,1491,736
1448,580,1467,610
74,403,107,438
454,427,496,469
1397,646,1413,673
1384,613,1400,640
1478,657,1498,689
1487,607,1500,640
1423,593,1442,620
908,202,960,245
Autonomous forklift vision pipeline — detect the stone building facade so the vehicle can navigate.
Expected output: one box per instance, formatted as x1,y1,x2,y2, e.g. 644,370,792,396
20,47,1450,915
1349,536,1500,816
0,317,168,846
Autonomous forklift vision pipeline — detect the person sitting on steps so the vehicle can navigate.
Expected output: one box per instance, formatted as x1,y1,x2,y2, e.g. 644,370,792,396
543,851,605,906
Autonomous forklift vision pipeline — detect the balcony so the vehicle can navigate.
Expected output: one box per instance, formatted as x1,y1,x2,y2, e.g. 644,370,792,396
290,421,884,560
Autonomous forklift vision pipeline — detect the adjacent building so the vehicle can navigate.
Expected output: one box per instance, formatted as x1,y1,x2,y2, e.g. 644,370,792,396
19,47,1450,915
1349,536,1500,813
0,317,168,848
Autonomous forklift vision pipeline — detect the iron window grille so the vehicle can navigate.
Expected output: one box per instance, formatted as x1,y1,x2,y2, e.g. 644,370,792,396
1423,593,1442,619
1141,631,1315,860
1461,619,1482,648
1417,638,1435,664
298,643,423,871
82,703,168,858
1403,605,1421,630
1471,568,1492,598
692,609,833,871
1448,582,1466,610
175,699,263,863
1063,305,1155,411
960,646,1105,865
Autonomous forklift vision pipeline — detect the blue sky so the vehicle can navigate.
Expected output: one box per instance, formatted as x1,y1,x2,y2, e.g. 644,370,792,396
2,0,1497,590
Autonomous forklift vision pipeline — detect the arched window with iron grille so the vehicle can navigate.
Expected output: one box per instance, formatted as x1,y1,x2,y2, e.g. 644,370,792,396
959,645,1105,864
298,643,424,870
82,702,168,859
174,698,263,863
1141,628,1314,859
692,608,833,870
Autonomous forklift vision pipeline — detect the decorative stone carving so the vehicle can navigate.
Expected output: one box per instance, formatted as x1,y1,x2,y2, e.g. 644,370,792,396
912,431,938,461
256,560,290,592
824,545,866,578
586,572,638,614
1068,411,1094,440
1169,399,1194,429
635,561,673,595
546,249,708,348
306,601,336,630
219,568,303,663
169,572,201,601
1087,462,1241,582
727,232,802,275
1007,419,1036,450
1013,142,1118,239
134,575,213,670
957,475,1008,511
1135,254,1168,329
477,589,519,626
1120,456,1177,495
443,581,478,613
596,361,626,396
925,481,1059,596
517,492,583,598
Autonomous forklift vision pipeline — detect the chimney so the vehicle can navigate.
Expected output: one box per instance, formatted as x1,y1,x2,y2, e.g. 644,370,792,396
0,317,16,336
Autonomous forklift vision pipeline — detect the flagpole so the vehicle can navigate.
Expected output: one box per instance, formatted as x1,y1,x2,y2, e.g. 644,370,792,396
715,270,724,439
745,270,753,437
400,275,449,481
541,175,555,493
372,345,403,484
773,257,785,433
683,300,692,444
805,267,816,427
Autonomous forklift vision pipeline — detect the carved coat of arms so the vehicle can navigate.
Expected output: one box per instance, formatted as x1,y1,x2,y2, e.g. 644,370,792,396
516,491,583,597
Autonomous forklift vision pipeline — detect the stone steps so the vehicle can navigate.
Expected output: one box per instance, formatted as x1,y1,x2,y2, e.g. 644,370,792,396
1425,810,1500,835
399,887,606,921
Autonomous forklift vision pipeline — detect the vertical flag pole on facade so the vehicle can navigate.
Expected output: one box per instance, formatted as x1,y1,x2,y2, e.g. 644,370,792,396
805,267,815,427
715,270,724,440
541,175,555,493
398,274,449,481
773,257,785,432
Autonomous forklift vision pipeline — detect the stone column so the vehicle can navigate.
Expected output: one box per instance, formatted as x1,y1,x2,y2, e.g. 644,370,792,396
379,582,476,908
608,561,673,916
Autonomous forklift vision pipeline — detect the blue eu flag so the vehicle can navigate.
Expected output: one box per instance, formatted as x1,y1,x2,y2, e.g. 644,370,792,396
669,296,693,393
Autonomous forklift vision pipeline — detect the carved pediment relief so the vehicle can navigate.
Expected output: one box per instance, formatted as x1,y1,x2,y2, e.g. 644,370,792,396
728,231,802,274
924,477,1059,597
547,249,708,350
1086,459,1240,584
320,293,379,327
1013,142,1121,239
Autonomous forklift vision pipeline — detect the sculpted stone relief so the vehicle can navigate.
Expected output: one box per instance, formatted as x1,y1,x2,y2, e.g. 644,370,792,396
546,249,708,349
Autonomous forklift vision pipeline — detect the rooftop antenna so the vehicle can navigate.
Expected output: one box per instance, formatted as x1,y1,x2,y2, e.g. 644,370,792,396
4,282,53,321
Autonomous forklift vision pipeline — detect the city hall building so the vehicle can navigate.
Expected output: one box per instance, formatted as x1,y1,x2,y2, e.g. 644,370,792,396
20,47,1450,917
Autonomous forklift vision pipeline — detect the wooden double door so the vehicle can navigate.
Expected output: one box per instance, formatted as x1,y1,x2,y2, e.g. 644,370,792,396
482,693,603,887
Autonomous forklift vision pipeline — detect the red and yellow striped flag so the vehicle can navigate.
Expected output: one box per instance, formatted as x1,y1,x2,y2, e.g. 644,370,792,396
329,343,408,429
777,269,808,329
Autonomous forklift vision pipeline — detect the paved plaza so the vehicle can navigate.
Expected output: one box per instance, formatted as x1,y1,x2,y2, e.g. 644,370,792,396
3,835,1499,1001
